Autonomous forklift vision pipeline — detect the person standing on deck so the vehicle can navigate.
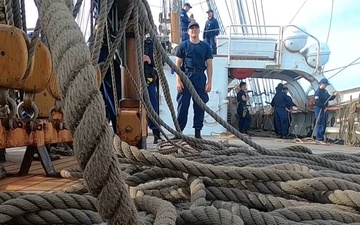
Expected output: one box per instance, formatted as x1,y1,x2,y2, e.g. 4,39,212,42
203,9,220,55
143,35,164,144
314,78,338,144
236,82,251,134
272,83,284,136
271,83,293,139
175,21,213,139
283,86,296,136
180,3,194,42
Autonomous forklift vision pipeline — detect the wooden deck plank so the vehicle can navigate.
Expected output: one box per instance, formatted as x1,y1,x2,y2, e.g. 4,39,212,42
20,177,76,192
0,148,81,193
1,176,53,191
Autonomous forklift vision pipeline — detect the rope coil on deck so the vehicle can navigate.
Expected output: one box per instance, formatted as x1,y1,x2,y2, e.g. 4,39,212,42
1,0,360,225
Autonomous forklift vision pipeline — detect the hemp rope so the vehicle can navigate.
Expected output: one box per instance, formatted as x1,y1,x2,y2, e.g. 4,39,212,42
36,0,139,224
20,0,26,30
4,0,13,25
206,187,358,212
11,0,21,28
176,206,245,225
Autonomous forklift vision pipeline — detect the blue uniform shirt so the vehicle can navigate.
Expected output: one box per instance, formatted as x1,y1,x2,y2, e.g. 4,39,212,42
144,38,155,77
314,88,335,109
285,95,296,109
180,9,190,30
237,90,247,106
203,17,220,39
175,40,213,71
271,92,293,108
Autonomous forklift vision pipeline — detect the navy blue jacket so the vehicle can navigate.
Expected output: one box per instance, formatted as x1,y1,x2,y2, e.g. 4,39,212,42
203,17,220,39
144,37,155,77
180,9,190,30
314,88,335,109
285,95,296,109
175,40,213,71
271,92,293,109
237,90,247,107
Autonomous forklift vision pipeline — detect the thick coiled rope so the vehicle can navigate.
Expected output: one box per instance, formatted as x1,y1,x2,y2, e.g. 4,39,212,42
35,0,139,224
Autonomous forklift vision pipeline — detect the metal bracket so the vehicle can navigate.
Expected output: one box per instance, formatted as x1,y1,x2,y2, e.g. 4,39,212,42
16,145,60,177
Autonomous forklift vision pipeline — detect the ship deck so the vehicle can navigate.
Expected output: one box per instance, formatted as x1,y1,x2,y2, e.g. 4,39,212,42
0,135,359,193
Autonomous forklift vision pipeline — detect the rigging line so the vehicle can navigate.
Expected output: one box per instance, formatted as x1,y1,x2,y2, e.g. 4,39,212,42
260,0,266,35
230,0,238,33
328,55,360,80
225,0,236,33
244,0,254,34
324,61,360,73
326,0,334,43
253,0,262,35
251,0,260,34
289,0,307,24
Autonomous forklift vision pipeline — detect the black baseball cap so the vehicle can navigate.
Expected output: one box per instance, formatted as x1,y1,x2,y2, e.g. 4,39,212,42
184,3,192,8
188,21,199,29
206,9,213,13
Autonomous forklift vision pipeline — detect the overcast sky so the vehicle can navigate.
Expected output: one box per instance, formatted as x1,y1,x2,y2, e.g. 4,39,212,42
26,0,360,92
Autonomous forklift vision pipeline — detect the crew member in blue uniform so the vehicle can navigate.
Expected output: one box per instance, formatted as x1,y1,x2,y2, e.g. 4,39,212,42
203,9,220,55
236,82,251,134
175,22,213,139
180,3,193,42
271,83,293,139
272,83,283,136
144,35,164,144
283,86,296,136
314,78,338,144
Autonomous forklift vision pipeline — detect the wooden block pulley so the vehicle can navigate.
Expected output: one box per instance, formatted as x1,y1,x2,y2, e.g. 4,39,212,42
0,24,28,88
21,40,52,93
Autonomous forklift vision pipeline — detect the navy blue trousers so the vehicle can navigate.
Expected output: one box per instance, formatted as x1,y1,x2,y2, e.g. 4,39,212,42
177,72,209,131
238,107,251,133
274,108,289,136
205,36,217,54
98,45,122,134
147,83,159,130
314,106,327,141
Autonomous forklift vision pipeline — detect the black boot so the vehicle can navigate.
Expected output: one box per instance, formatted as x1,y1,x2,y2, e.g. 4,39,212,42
195,129,202,139
152,129,164,144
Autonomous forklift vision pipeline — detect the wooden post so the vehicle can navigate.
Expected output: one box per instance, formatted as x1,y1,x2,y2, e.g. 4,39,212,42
117,34,147,149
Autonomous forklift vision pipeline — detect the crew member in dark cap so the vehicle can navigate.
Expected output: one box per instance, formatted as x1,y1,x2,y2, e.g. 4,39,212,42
271,83,293,139
203,9,220,54
314,78,338,144
175,21,213,139
180,3,194,42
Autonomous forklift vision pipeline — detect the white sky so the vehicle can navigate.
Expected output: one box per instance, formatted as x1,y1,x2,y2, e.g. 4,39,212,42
26,0,360,91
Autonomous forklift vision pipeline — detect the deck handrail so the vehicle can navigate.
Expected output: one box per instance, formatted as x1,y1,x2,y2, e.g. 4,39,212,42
224,24,321,74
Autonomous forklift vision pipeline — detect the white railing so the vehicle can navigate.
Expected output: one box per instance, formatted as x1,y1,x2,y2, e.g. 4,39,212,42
224,24,321,74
